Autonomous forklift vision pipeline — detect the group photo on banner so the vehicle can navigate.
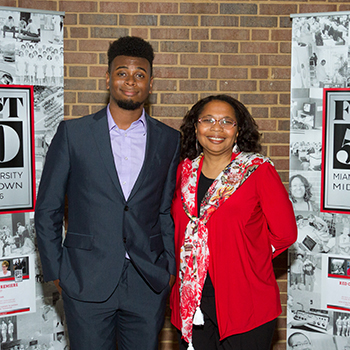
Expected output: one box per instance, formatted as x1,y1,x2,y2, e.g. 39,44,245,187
289,11,350,350
0,6,66,350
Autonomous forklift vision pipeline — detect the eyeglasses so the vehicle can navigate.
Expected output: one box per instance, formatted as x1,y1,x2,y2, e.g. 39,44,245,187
197,117,237,129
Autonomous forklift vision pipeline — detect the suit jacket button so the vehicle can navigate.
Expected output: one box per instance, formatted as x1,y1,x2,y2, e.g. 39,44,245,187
124,206,129,211
123,237,126,243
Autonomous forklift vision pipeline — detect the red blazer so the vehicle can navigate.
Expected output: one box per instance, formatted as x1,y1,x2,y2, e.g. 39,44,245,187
170,160,297,340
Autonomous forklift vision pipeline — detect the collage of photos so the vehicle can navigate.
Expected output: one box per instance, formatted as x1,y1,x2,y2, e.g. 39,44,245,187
288,13,350,350
0,7,67,350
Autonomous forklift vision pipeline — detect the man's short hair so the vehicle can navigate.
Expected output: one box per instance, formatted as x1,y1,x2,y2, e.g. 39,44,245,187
107,36,154,74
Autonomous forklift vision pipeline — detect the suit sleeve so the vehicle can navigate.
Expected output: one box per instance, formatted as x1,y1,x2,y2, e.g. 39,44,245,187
256,162,297,258
159,133,180,276
34,121,70,281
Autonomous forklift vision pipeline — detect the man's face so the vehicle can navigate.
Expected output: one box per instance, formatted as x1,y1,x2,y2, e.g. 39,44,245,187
289,333,313,350
106,55,153,111
2,265,8,273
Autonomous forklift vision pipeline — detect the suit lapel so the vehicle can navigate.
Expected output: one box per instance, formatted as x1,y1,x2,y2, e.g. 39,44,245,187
128,114,160,201
89,108,124,199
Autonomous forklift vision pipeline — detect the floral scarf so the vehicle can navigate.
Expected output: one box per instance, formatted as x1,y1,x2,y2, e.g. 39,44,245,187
179,145,272,349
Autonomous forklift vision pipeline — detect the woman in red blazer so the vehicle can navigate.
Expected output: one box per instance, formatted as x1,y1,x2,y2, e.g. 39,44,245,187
170,95,297,350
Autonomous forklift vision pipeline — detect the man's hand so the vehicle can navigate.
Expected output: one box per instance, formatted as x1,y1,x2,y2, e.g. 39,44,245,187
53,279,62,295
169,274,176,289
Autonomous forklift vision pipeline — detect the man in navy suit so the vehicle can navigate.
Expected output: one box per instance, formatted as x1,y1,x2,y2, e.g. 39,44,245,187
35,36,180,350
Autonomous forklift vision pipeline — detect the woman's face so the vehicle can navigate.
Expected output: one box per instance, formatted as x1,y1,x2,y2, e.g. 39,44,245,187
291,177,306,199
195,100,239,159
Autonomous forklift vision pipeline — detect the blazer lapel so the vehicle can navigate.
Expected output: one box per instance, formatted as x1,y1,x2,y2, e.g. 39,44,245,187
128,114,161,201
89,108,124,199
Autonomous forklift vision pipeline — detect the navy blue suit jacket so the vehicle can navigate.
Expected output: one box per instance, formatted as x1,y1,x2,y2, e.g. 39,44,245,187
35,107,180,302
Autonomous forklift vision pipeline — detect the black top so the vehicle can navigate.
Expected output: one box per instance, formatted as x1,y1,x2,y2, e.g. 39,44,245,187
197,172,215,296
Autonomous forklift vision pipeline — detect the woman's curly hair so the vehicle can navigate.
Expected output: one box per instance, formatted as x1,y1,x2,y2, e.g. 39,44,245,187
180,94,261,160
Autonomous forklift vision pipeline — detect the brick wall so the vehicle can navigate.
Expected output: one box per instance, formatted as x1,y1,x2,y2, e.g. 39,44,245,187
3,0,349,349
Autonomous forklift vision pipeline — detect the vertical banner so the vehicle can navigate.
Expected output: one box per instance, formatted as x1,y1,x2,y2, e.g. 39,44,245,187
288,11,350,350
0,85,35,214
0,6,67,350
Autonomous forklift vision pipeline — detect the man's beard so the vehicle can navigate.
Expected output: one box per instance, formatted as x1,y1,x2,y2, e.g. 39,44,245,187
116,99,143,111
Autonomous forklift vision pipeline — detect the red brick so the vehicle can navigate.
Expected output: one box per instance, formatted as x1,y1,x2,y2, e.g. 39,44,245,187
78,92,109,104
180,3,218,14
65,79,96,91
154,54,178,65
141,2,177,13
160,93,198,105
259,4,297,15
154,67,189,79
211,28,250,41
18,0,57,10
211,68,248,79
260,81,290,92
251,68,268,79
191,68,208,79
201,42,238,53
65,53,98,64
241,94,277,105
152,106,188,118
221,55,258,66
161,41,198,53
72,105,90,117
78,40,110,52
252,29,269,41
64,40,77,52
59,1,97,12
271,68,290,80
299,4,337,13
270,145,290,157
251,107,268,119
131,28,148,38
191,29,209,40
64,14,77,25
160,15,198,27
262,132,290,144
271,29,292,42
241,16,277,27
90,27,129,39
64,92,77,104
278,120,291,131
120,15,157,26
152,80,177,91
241,42,278,54
64,105,70,117
201,16,238,27
69,66,88,77
260,55,291,66
70,27,88,38
100,2,138,13
220,3,257,14
279,94,290,105
151,28,189,40
180,80,217,91
0,0,16,6
272,159,290,170
79,14,118,26
181,54,218,66
90,66,108,78
280,16,292,29
271,107,290,119
280,42,291,54
256,119,276,131
220,80,256,92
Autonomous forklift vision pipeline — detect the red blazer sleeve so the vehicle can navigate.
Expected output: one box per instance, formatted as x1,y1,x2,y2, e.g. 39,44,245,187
256,162,297,257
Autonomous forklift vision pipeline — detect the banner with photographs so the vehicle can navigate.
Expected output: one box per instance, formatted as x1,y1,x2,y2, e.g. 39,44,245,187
288,11,350,350
0,6,67,350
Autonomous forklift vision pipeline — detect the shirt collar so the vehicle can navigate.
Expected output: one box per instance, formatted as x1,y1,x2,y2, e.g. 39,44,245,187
107,103,147,133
